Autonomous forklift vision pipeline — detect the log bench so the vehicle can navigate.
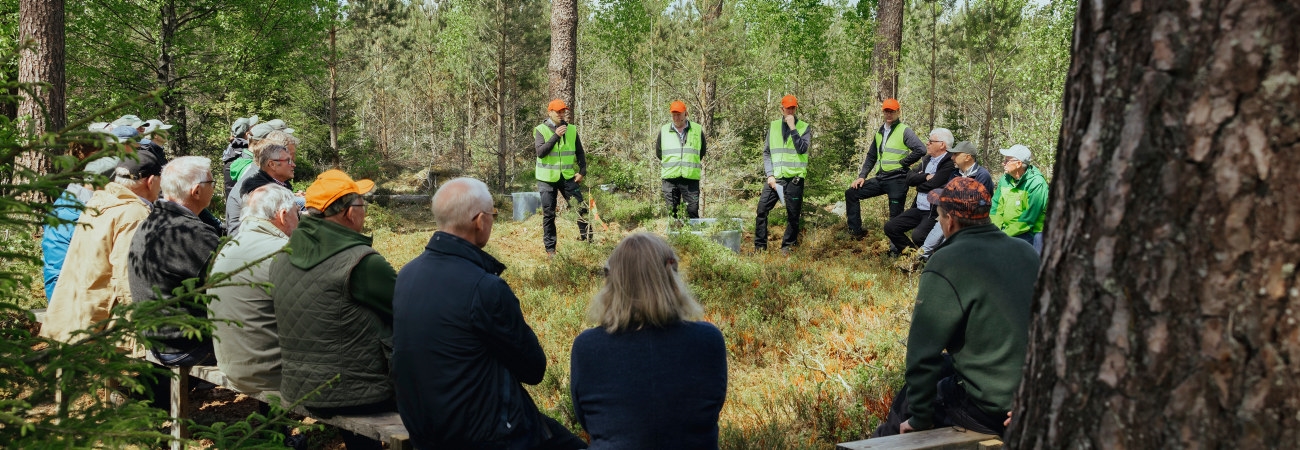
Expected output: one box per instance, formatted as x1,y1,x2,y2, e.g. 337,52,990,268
31,309,412,449
837,428,1002,450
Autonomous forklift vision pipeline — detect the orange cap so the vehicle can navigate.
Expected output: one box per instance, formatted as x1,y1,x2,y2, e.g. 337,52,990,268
547,99,568,112
304,169,376,211
669,100,687,113
780,95,798,108
882,98,900,111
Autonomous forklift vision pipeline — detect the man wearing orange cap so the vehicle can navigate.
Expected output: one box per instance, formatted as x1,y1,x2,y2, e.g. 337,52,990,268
756,94,811,252
534,98,591,257
845,98,927,240
655,100,707,219
270,169,398,449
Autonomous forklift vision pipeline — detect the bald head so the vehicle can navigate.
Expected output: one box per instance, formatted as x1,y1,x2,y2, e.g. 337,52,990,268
433,177,493,235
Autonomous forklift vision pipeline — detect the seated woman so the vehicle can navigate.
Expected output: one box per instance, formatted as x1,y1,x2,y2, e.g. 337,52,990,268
570,233,728,450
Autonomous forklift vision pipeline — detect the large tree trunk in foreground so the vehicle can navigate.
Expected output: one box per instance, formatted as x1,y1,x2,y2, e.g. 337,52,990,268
547,0,577,122
1009,0,1300,448
15,0,64,202
871,0,903,102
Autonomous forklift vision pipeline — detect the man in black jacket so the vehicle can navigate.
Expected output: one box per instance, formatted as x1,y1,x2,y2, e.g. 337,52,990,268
845,98,927,239
882,128,957,255
393,177,585,450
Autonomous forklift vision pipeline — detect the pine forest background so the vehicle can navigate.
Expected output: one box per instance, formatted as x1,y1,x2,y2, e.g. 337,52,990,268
0,0,1074,200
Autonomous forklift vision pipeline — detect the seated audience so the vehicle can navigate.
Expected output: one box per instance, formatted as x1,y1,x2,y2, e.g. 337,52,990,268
271,169,393,450
226,129,299,236
570,232,728,450
209,184,300,394
393,177,585,450
882,128,956,255
42,139,123,301
991,144,1048,254
873,177,1039,437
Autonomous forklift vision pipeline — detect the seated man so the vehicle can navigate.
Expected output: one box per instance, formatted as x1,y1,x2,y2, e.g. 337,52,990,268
916,141,995,259
991,144,1048,254
393,177,584,449
41,151,162,345
873,177,1039,437
271,169,394,450
882,128,955,255
209,184,300,394
226,130,300,236
129,156,222,366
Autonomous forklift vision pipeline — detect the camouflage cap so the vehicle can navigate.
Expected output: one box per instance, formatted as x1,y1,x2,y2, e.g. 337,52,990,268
937,177,991,220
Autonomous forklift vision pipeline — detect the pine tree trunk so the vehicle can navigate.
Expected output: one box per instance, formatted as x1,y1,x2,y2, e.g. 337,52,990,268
871,0,903,102
15,0,64,203
157,0,184,156
496,0,509,192
698,0,723,138
547,0,577,122
328,19,341,168
1009,0,1300,447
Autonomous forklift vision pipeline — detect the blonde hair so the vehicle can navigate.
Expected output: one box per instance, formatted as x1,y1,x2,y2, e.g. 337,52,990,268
589,233,703,333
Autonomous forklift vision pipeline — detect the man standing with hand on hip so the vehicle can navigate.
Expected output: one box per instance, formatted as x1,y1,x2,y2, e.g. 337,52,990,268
755,94,810,253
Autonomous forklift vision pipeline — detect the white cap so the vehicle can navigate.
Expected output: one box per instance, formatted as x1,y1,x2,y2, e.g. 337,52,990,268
142,119,174,135
998,144,1032,164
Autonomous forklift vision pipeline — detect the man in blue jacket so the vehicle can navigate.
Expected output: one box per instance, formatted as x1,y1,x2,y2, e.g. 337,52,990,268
393,177,585,450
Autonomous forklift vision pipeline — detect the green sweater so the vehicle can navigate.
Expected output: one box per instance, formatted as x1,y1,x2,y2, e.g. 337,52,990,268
287,216,396,318
904,224,1039,430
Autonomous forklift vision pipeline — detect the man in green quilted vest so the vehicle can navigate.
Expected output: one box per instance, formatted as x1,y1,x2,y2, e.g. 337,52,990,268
755,94,811,253
534,98,591,257
655,100,707,219
271,169,397,450
845,98,927,239
990,144,1048,254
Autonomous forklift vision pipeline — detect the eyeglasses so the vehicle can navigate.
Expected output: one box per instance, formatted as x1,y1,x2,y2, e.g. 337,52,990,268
349,202,367,210
475,207,499,221
198,180,215,185
928,140,942,144
271,158,295,165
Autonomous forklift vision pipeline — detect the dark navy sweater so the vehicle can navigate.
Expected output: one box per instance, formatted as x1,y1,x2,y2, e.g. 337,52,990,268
570,321,727,450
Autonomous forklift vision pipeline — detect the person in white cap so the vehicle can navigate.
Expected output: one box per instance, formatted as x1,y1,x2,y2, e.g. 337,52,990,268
139,119,172,162
990,144,1048,254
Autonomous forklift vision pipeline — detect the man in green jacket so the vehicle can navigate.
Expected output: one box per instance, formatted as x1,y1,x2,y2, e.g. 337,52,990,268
271,169,396,450
991,144,1048,254
873,177,1039,437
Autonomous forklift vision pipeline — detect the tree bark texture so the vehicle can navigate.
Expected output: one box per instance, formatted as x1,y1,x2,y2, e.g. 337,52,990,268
698,0,724,139
156,0,183,155
328,19,342,168
15,0,64,201
1009,0,1300,448
547,0,577,122
871,0,903,102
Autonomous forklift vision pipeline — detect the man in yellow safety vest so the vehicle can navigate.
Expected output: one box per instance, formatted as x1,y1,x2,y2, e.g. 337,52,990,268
845,98,927,240
755,94,811,253
655,100,706,220
534,99,591,257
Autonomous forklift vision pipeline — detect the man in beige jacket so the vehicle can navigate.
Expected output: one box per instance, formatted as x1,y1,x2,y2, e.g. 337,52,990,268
42,152,163,345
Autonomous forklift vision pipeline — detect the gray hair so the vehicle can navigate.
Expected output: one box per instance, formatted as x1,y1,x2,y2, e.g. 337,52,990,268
114,176,144,190
242,184,297,221
930,128,954,150
432,177,493,232
161,156,211,200
257,145,290,168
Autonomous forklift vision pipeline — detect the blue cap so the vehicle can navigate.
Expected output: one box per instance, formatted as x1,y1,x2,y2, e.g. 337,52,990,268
111,125,140,143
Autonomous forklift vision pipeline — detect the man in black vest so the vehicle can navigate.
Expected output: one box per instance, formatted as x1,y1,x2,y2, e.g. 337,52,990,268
271,169,396,450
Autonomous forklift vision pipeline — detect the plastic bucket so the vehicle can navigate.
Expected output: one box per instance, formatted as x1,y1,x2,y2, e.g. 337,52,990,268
511,192,542,221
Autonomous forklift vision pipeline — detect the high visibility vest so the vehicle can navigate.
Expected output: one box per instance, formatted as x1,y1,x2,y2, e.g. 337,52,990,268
535,123,578,182
660,122,703,180
873,123,912,173
768,119,809,178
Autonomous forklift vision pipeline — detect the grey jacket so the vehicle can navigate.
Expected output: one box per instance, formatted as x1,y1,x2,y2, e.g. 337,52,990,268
209,216,289,394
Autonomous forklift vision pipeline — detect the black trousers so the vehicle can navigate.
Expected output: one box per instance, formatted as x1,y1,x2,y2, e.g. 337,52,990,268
845,176,909,234
755,177,804,250
539,178,591,251
872,359,1007,438
883,207,938,251
662,178,701,219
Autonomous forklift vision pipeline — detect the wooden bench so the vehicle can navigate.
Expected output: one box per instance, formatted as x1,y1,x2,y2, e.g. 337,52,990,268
837,428,1002,450
31,309,411,449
